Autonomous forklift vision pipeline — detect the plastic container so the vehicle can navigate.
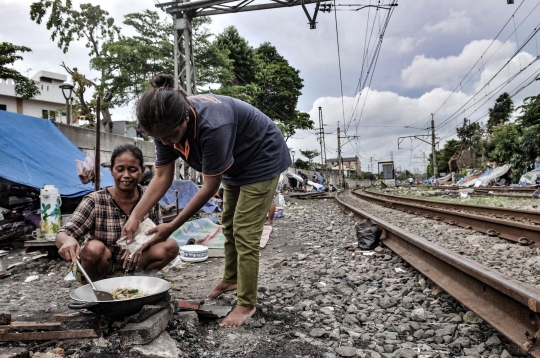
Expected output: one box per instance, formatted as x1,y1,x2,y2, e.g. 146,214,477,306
40,185,62,241
180,245,208,263
0,250,8,277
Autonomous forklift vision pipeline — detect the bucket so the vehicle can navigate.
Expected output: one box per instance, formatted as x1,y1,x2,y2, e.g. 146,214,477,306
40,185,62,241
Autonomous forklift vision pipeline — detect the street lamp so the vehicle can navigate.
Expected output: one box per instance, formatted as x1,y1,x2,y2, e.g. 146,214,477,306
59,82,74,125
291,150,295,167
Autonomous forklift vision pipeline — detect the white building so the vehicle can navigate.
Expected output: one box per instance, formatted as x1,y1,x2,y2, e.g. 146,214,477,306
0,70,68,123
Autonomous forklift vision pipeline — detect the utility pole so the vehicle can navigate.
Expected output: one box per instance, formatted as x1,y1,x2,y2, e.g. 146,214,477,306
431,113,438,179
337,122,343,188
318,107,327,165
390,151,394,162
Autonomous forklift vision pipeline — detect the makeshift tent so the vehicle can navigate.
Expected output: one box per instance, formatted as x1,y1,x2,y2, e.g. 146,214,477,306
314,172,324,184
159,180,220,213
0,111,113,198
434,172,453,185
476,165,511,186
520,168,540,185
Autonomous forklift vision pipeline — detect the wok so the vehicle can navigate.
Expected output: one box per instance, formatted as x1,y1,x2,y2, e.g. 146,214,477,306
68,276,171,317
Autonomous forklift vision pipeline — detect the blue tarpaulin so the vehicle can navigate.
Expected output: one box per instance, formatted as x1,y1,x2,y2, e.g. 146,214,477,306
0,111,114,197
314,172,324,184
159,180,220,213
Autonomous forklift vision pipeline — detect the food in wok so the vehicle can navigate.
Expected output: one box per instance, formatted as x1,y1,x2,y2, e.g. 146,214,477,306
111,286,146,300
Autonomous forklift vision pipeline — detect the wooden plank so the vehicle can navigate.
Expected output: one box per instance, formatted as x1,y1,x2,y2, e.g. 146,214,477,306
7,321,62,331
52,313,78,322
23,240,56,248
0,329,98,341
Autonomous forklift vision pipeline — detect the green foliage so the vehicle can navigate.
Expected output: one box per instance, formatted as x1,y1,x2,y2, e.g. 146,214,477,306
193,18,234,91
294,158,310,170
30,1,121,129
215,29,313,139
486,92,513,134
427,139,461,176
215,26,257,85
516,94,540,128
361,172,376,180
0,42,40,99
299,149,320,163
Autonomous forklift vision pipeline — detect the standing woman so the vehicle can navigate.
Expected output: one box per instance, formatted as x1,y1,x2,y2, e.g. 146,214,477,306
123,74,291,327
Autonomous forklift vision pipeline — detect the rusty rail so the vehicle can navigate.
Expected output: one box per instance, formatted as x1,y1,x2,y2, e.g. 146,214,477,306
336,192,540,356
352,190,540,246
362,190,540,224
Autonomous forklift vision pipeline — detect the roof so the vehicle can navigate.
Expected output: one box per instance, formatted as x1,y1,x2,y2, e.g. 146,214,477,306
31,71,67,83
0,111,114,197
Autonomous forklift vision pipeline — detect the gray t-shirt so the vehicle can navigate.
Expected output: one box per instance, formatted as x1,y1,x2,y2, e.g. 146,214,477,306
154,94,291,186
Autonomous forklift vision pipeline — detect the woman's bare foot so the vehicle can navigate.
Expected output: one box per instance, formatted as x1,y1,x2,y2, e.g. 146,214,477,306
206,281,237,301
264,220,273,226
219,305,256,328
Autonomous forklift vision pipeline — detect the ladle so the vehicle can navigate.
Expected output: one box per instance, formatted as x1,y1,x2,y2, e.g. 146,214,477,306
76,259,114,301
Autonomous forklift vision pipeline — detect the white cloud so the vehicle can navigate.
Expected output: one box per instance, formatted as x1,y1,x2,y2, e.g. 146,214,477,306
288,87,471,172
393,37,427,54
423,10,473,35
401,39,516,89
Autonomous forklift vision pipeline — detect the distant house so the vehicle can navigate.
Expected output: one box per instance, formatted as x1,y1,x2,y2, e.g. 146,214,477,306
112,120,145,139
0,70,68,123
325,156,362,177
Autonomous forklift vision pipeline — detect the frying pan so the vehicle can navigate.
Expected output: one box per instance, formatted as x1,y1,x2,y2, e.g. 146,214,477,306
68,276,172,317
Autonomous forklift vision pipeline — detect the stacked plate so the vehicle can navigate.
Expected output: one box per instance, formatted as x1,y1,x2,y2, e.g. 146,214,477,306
180,245,208,263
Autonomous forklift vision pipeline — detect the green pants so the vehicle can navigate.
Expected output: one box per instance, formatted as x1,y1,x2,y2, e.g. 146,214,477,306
221,176,279,306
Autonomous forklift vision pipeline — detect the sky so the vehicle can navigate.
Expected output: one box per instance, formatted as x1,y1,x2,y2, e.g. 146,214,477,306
2,0,540,174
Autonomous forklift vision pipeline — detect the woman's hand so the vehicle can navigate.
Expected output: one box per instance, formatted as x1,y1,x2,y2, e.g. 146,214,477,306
123,223,174,271
121,248,132,270
122,216,142,245
58,237,80,264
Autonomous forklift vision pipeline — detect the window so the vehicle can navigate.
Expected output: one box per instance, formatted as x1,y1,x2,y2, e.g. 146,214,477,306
42,110,56,120
0,104,6,111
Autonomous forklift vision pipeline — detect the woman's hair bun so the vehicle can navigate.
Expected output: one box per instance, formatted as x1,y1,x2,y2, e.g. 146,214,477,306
150,74,175,89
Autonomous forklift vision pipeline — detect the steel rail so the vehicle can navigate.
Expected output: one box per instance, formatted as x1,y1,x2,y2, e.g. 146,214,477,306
363,190,540,224
352,190,540,246
335,192,540,356
401,185,538,193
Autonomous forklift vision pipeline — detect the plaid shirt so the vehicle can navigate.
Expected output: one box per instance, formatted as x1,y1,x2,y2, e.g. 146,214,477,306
58,185,162,267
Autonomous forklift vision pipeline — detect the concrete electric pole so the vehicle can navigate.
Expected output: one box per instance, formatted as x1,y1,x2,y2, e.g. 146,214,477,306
431,113,438,180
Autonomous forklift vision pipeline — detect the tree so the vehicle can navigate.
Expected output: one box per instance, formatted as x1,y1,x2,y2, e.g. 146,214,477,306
449,118,484,171
427,139,460,176
516,94,540,128
486,92,514,134
299,149,320,164
31,1,121,131
0,42,40,99
215,26,257,86
294,158,310,170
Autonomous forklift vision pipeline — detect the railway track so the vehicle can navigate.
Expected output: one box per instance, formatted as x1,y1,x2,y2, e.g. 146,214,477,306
352,189,540,246
361,190,540,224
335,191,540,357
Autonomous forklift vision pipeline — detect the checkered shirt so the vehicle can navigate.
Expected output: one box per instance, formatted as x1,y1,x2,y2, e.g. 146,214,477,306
58,185,162,267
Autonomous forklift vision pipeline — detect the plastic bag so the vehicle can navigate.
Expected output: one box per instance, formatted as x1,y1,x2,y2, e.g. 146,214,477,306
116,218,157,257
76,153,96,184
355,218,382,250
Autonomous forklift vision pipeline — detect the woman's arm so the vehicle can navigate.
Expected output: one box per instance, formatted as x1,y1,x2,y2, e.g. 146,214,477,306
55,231,80,264
122,161,175,243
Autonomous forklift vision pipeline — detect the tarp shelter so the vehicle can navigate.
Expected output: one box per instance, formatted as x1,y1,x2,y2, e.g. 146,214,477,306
314,172,324,184
159,180,220,213
0,111,114,198
520,167,540,185
434,172,453,185
476,164,511,186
